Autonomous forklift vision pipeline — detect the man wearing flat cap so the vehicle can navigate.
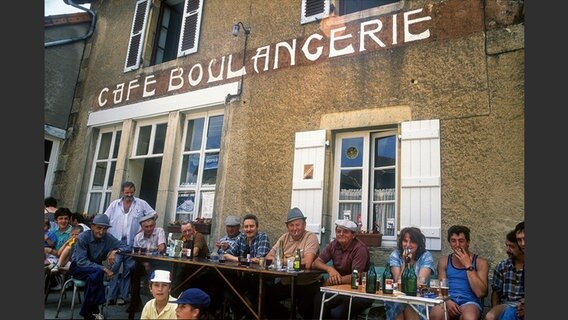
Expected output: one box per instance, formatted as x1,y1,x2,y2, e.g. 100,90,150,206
69,214,130,320
133,213,167,278
170,288,211,319
311,219,373,319
215,215,243,255
264,207,321,319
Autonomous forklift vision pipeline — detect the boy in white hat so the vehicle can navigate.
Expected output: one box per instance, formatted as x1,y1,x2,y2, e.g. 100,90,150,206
140,270,178,319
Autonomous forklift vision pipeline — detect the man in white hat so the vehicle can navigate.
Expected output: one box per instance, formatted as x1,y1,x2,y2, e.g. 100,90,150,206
69,214,130,320
311,219,373,319
140,270,178,319
264,207,321,319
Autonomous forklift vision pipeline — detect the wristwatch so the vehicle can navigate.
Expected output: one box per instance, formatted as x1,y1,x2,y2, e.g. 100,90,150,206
465,266,474,271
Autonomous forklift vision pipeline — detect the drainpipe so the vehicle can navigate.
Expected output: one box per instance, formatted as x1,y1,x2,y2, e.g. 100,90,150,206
44,0,96,48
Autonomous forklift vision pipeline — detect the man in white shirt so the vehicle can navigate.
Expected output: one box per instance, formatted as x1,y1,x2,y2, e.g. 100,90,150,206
104,181,156,306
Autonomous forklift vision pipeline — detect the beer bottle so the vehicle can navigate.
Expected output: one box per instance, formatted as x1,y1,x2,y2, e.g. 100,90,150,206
293,248,302,271
186,235,194,259
382,262,394,294
366,262,377,293
351,269,359,289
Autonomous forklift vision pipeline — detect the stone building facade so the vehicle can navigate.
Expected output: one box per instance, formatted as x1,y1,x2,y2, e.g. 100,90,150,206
50,0,524,269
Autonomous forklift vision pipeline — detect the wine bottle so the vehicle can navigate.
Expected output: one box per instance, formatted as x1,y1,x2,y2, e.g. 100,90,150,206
366,262,377,293
382,262,394,294
403,255,417,296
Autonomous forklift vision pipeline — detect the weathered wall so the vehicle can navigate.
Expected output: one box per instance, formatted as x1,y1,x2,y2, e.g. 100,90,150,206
54,0,524,270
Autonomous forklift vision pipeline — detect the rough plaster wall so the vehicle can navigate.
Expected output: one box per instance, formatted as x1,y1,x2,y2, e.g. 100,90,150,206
54,0,524,270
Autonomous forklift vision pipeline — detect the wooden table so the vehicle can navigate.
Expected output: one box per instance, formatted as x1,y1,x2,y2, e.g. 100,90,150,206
319,284,448,320
122,252,323,320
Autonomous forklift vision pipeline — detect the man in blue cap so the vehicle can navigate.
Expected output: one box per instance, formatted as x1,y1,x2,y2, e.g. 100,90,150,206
69,214,130,320
170,288,211,319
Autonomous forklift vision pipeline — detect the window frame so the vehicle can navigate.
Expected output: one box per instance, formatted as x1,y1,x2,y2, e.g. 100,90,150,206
84,125,122,215
331,128,399,245
173,109,224,223
131,118,169,159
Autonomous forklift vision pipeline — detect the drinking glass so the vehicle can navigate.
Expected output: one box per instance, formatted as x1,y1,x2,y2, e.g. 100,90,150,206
440,278,449,297
429,279,440,297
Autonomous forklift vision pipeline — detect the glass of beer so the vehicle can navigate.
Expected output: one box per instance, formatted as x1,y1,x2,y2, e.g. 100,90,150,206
429,279,440,297
440,279,449,298
418,276,427,296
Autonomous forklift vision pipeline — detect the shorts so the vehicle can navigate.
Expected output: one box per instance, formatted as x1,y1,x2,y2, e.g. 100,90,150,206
450,297,482,311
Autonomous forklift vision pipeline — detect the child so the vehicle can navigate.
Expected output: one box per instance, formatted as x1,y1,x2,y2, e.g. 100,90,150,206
170,288,211,320
140,270,178,319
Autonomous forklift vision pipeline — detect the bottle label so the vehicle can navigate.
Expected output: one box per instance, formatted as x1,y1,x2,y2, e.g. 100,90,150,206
385,279,394,290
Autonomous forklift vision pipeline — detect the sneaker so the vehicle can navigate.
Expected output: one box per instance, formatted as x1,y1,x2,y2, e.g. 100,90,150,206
116,298,127,305
50,265,59,273
92,313,104,320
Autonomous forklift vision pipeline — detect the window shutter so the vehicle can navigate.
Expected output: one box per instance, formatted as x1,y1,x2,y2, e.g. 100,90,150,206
291,129,327,242
400,119,442,250
178,0,203,56
301,0,329,24
124,0,150,72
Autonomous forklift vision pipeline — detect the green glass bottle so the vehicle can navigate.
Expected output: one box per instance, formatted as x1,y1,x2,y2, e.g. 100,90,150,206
403,257,417,296
366,262,377,293
382,262,394,294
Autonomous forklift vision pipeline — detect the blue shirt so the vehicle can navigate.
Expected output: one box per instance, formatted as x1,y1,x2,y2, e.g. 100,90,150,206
229,232,270,258
49,225,72,250
71,229,130,270
218,232,243,254
388,249,436,279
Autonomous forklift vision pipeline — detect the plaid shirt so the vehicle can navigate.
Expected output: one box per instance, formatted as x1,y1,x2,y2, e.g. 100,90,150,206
492,258,525,303
229,232,271,258
218,232,243,254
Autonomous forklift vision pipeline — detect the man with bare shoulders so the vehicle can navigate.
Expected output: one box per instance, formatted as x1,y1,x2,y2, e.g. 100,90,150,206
430,225,489,320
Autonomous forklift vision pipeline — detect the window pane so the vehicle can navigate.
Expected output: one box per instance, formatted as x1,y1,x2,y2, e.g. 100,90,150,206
339,203,361,225
112,131,122,158
202,153,219,185
108,161,116,188
374,135,395,167
136,125,152,155
179,154,200,186
340,0,398,15
184,118,204,151
176,192,195,222
88,193,102,215
341,137,363,167
45,139,53,162
153,123,167,154
373,168,395,190
98,132,112,159
92,162,108,188
373,202,396,236
206,115,224,149
103,192,112,212
340,169,362,200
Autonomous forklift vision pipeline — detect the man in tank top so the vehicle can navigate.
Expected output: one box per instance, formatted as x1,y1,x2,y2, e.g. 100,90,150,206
430,225,489,320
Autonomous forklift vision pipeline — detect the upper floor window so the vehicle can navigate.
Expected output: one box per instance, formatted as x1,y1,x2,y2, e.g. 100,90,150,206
301,0,402,24
125,0,204,72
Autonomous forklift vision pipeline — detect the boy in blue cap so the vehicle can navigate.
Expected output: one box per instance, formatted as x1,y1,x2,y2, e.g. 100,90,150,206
170,288,211,319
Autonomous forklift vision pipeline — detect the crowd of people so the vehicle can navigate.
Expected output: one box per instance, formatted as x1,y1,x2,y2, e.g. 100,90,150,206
44,184,525,320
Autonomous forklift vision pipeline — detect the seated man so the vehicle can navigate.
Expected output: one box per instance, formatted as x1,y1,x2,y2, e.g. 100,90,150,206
133,213,166,276
224,213,271,319
264,207,321,319
430,225,489,320
311,219,374,319
69,214,129,320
485,229,525,320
